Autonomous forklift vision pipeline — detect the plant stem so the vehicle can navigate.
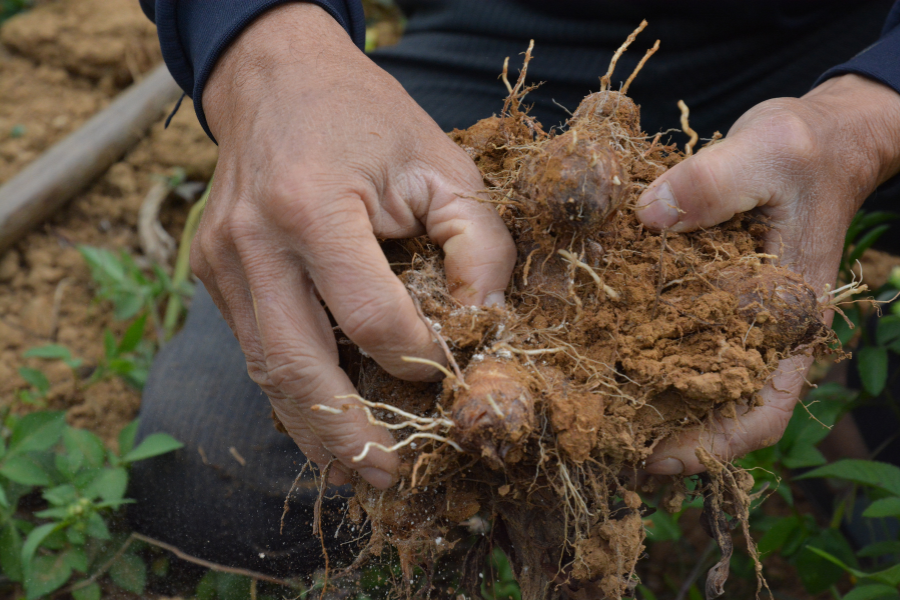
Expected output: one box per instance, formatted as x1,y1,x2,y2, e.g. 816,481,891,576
162,174,212,337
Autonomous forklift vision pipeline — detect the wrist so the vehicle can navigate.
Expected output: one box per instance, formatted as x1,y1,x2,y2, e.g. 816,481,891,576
203,3,356,142
803,74,900,190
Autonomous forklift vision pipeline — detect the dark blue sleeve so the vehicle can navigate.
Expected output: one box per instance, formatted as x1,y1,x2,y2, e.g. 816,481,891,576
815,1,900,94
144,1,366,143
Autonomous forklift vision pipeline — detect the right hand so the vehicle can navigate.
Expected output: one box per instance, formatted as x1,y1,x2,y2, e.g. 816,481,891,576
194,4,517,489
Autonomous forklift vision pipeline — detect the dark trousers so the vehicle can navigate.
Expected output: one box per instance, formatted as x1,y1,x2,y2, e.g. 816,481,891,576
128,0,897,576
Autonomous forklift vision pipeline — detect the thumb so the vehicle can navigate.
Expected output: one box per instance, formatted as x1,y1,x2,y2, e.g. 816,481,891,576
635,134,784,233
425,168,517,307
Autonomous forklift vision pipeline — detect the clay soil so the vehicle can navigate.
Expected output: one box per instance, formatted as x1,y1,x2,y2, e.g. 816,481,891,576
0,0,217,449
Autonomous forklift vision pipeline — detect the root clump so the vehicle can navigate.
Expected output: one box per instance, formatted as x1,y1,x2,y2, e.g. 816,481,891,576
328,31,836,600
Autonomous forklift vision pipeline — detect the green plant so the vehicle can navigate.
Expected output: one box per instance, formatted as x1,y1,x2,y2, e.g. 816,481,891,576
0,0,30,24
78,245,192,336
16,315,154,400
0,412,182,599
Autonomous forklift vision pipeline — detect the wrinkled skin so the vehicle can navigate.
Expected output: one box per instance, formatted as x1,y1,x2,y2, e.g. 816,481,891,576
194,4,516,489
637,74,900,475
194,0,900,485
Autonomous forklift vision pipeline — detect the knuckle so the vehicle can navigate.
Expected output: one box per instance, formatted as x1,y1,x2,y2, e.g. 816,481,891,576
338,294,399,349
742,99,819,171
264,345,330,401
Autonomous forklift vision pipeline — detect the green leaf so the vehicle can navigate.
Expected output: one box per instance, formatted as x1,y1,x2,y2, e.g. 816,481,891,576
33,507,71,520
0,482,8,509
758,515,802,556
83,467,128,503
118,420,139,457
61,546,88,573
834,305,862,346
117,313,147,354
122,433,183,463
24,553,72,599
109,553,147,594
84,512,109,540
636,585,658,600
21,522,60,568
858,346,889,396
17,367,50,396
843,584,900,600
103,330,117,360
72,582,101,600
797,529,857,593
798,459,900,496
877,316,900,348
807,547,900,586
43,483,77,506
214,572,252,600
67,526,85,546
859,541,900,558
114,295,145,321
863,497,900,518
1,455,52,486
196,570,217,600
64,427,106,470
849,224,892,267
645,507,682,542
8,411,66,454
23,344,72,361
0,523,24,582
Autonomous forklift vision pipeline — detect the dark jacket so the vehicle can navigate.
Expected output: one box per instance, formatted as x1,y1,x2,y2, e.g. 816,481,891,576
139,1,900,142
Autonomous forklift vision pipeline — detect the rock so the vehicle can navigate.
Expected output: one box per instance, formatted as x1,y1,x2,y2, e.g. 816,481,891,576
0,319,24,349
0,249,20,282
20,296,54,338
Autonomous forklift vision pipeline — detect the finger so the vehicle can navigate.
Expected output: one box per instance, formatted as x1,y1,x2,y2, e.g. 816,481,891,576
241,246,401,489
645,355,810,475
423,169,517,307
291,197,446,381
192,230,356,485
634,118,807,233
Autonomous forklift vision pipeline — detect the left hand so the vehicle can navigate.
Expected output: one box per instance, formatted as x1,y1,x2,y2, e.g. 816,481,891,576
635,74,900,475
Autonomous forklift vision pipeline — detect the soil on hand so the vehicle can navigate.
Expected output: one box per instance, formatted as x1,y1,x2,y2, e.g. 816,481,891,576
331,43,834,600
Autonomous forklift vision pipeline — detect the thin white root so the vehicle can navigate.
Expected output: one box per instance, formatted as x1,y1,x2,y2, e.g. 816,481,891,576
492,343,565,356
501,56,513,94
558,249,621,300
600,20,648,91
678,100,699,156
353,434,463,463
401,356,470,389
334,394,455,428
818,261,870,306
485,394,505,419
621,39,660,94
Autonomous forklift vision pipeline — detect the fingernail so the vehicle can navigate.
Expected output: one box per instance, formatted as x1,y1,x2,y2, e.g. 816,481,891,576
636,181,680,230
645,457,685,475
358,467,394,489
485,292,506,307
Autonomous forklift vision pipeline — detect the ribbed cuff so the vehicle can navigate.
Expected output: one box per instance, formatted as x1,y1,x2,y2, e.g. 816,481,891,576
814,19,900,96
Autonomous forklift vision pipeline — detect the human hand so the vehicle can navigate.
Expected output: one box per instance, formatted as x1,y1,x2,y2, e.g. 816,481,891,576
193,4,516,489
635,74,900,475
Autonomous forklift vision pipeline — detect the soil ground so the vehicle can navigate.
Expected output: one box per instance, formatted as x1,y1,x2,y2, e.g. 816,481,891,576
0,0,216,450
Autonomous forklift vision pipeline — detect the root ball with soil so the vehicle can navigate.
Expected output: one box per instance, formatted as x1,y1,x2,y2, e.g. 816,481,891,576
313,28,837,600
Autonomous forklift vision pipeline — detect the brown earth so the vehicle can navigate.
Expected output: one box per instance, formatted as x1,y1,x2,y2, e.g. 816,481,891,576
333,45,837,600
0,0,216,449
